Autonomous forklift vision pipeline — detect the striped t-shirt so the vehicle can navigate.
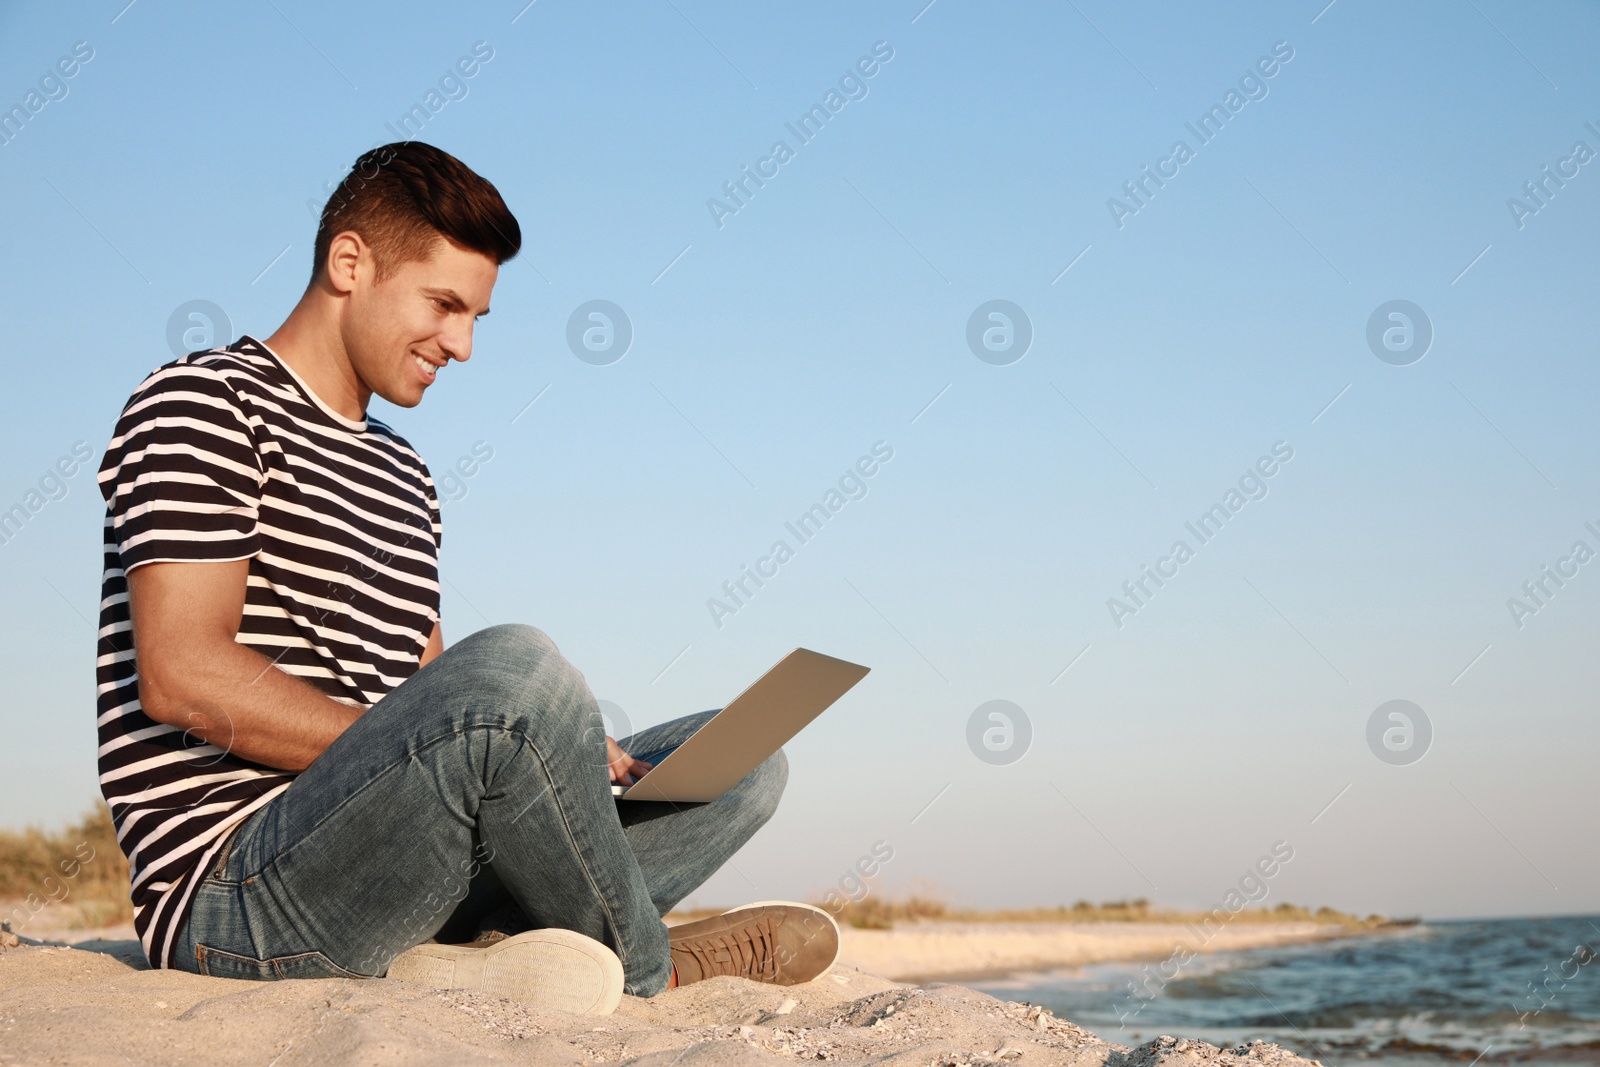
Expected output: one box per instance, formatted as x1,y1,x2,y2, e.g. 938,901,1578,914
95,336,442,968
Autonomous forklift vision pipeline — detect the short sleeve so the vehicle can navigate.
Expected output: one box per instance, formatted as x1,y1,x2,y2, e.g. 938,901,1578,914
97,364,265,573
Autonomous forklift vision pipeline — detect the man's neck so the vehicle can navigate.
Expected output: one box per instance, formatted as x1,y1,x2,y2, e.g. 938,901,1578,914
262,293,369,422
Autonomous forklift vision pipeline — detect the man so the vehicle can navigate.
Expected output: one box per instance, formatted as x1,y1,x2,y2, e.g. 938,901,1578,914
95,142,838,1014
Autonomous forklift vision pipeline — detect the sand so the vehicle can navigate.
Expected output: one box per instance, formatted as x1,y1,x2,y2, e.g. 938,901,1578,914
0,917,1344,1067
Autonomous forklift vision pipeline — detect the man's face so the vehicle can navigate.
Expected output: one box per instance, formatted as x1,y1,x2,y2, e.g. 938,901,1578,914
342,235,498,409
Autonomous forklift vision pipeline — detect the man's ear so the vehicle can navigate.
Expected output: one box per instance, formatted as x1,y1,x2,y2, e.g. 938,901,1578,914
324,230,370,295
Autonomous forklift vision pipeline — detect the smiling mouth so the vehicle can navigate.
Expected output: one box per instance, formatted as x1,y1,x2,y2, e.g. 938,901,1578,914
413,353,441,382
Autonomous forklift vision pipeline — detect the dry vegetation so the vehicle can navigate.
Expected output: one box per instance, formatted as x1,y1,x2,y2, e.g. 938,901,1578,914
822,895,1391,930
0,802,132,931
670,894,1391,931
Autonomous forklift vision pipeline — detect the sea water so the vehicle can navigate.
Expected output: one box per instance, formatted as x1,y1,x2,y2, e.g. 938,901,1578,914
970,916,1600,1065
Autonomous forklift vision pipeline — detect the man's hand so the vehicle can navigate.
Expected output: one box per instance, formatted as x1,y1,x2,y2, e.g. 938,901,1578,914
605,736,653,786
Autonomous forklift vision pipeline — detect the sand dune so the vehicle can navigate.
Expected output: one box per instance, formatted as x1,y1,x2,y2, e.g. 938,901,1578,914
0,920,1342,1066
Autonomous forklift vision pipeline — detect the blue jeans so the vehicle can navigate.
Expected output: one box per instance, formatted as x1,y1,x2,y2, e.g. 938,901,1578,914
170,624,787,996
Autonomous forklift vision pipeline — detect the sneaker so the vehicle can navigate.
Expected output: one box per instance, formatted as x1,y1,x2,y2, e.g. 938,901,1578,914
668,901,840,987
386,928,624,1015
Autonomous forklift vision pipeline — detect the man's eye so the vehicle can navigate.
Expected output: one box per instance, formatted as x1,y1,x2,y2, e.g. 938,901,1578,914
433,299,451,312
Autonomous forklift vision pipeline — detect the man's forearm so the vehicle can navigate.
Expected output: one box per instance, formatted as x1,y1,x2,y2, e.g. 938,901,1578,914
140,638,362,773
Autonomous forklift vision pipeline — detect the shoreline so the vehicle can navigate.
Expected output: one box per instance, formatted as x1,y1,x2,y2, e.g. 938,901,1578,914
834,918,1389,984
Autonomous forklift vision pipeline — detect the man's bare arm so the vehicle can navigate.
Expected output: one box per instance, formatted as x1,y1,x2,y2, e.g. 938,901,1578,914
420,619,443,667
128,559,363,772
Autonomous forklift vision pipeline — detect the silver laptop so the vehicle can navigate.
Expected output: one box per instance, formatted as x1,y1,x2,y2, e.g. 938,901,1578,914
610,648,869,802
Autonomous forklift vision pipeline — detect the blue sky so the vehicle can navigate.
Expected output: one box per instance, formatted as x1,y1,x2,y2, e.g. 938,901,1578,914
1,0,1595,921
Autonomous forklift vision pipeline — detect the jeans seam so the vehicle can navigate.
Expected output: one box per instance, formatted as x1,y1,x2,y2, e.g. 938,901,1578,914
508,726,634,973
440,708,636,973
196,942,365,980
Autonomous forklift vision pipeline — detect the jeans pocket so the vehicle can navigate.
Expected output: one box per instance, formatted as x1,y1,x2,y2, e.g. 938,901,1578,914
195,944,364,981
202,822,255,887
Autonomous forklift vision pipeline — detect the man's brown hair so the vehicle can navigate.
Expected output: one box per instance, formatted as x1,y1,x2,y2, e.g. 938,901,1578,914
311,141,521,285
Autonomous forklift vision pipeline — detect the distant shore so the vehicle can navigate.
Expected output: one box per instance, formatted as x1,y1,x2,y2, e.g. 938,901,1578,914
833,918,1387,983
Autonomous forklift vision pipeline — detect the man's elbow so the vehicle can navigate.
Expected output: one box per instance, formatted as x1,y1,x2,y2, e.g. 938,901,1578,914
135,648,219,731
136,670,195,729
137,681,233,748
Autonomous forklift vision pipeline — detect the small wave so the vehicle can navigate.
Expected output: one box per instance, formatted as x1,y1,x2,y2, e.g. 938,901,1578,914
976,916,1600,1064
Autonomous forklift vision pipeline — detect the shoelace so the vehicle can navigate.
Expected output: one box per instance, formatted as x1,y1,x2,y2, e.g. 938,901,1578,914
676,916,780,981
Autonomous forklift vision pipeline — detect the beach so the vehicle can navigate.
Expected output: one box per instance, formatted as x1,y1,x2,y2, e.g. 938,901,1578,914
834,919,1364,984
0,913,1362,1066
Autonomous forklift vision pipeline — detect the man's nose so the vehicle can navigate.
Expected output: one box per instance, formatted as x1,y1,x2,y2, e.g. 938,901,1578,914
441,322,474,364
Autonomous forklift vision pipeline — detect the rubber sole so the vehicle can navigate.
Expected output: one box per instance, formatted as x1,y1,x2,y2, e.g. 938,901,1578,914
706,900,842,984
386,928,624,1016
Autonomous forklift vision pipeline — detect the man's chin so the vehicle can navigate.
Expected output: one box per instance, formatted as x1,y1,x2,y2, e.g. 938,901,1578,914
372,383,427,409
